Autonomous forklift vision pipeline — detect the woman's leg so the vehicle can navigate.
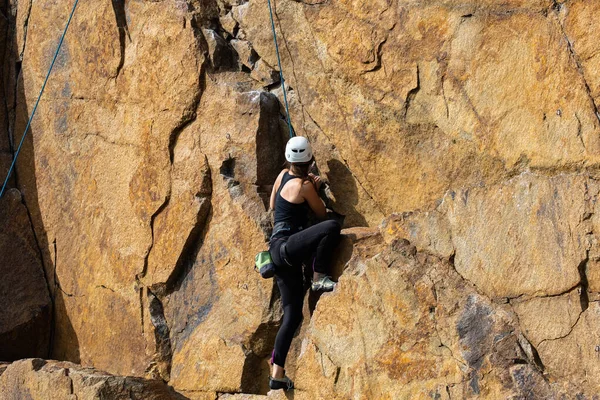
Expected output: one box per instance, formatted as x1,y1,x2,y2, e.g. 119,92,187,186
272,268,304,373
284,220,341,274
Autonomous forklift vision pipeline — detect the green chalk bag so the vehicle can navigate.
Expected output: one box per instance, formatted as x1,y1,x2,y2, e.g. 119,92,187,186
255,251,276,279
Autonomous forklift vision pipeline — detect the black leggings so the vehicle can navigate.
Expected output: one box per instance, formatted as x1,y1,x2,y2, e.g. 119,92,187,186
269,220,341,367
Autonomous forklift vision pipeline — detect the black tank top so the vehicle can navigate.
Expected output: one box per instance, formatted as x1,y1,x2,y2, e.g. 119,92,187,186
274,172,309,230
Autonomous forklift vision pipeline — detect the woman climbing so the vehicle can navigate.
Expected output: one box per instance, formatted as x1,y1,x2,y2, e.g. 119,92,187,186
267,136,342,390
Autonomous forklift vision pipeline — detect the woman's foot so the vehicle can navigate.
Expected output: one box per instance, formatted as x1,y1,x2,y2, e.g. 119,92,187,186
269,375,294,390
311,275,336,292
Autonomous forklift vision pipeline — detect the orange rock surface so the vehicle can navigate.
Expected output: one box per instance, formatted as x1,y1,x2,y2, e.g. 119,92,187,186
2,0,600,398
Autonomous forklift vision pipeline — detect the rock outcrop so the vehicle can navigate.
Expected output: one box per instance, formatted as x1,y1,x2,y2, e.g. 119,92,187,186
0,359,186,399
0,189,51,360
2,0,600,398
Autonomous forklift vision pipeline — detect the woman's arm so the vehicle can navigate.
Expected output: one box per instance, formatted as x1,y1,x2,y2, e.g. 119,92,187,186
302,180,327,220
269,170,288,210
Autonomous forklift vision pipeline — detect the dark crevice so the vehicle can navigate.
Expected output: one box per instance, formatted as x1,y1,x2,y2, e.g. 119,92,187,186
139,287,144,335
578,252,589,312
403,64,420,119
163,177,212,295
516,334,545,372
362,37,386,74
17,193,55,358
168,68,206,164
240,278,282,394
574,113,585,149
147,289,173,381
111,0,131,79
139,194,171,281
333,366,341,385
18,0,32,61
140,59,207,282
68,372,74,395
256,92,286,186
240,322,279,394
219,156,235,179
96,284,116,292
5,0,32,176
49,239,57,357
264,80,282,92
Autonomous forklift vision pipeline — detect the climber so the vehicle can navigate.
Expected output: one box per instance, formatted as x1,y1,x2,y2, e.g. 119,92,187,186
267,136,341,390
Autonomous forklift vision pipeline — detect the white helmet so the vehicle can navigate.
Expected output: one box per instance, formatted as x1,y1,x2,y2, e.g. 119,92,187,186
285,136,313,163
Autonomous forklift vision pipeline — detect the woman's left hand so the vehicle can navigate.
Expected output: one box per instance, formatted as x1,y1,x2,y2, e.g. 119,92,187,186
309,173,322,191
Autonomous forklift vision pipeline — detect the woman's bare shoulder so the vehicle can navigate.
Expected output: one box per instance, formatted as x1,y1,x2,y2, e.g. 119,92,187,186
274,169,288,185
278,169,289,179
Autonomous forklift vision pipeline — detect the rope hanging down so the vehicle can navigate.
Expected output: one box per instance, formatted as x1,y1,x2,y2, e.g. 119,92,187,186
0,0,80,198
267,0,295,138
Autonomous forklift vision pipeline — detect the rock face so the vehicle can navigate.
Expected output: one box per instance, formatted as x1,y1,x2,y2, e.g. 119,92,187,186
2,0,600,398
0,359,186,399
0,189,51,361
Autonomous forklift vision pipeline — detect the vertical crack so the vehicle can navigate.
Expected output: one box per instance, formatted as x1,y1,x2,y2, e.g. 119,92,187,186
139,190,170,281
575,113,585,149
17,0,32,61
111,0,131,79
1,0,12,155
403,64,420,119
441,72,450,119
578,251,589,312
16,192,55,359
139,286,144,335
147,289,173,381
553,11,600,126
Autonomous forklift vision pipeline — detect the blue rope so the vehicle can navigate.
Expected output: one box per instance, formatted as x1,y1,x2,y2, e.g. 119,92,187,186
0,0,80,198
266,0,294,138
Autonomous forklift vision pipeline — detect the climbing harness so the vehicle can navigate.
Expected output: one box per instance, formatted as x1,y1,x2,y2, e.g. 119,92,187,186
266,0,294,138
0,0,80,198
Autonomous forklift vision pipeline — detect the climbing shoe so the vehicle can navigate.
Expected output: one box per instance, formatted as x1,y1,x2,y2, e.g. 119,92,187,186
311,275,336,292
269,375,294,391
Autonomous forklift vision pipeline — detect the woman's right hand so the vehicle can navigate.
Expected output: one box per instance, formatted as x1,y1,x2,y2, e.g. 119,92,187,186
309,173,322,191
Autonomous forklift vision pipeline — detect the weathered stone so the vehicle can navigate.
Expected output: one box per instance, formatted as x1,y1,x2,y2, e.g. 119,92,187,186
5,0,600,398
0,359,186,399
164,75,285,394
14,0,205,376
0,189,50,361
563,0,600,108
232,0,600,218
290,234,558,399
381,211,453,259
144,144,212,288
203,28,238,71
220,391,287,400
446,173,588,298
231,39,258,70
0,362,9,376
250,59,279,87
512,289,582,347
537,302,600,393
220,12,238,38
